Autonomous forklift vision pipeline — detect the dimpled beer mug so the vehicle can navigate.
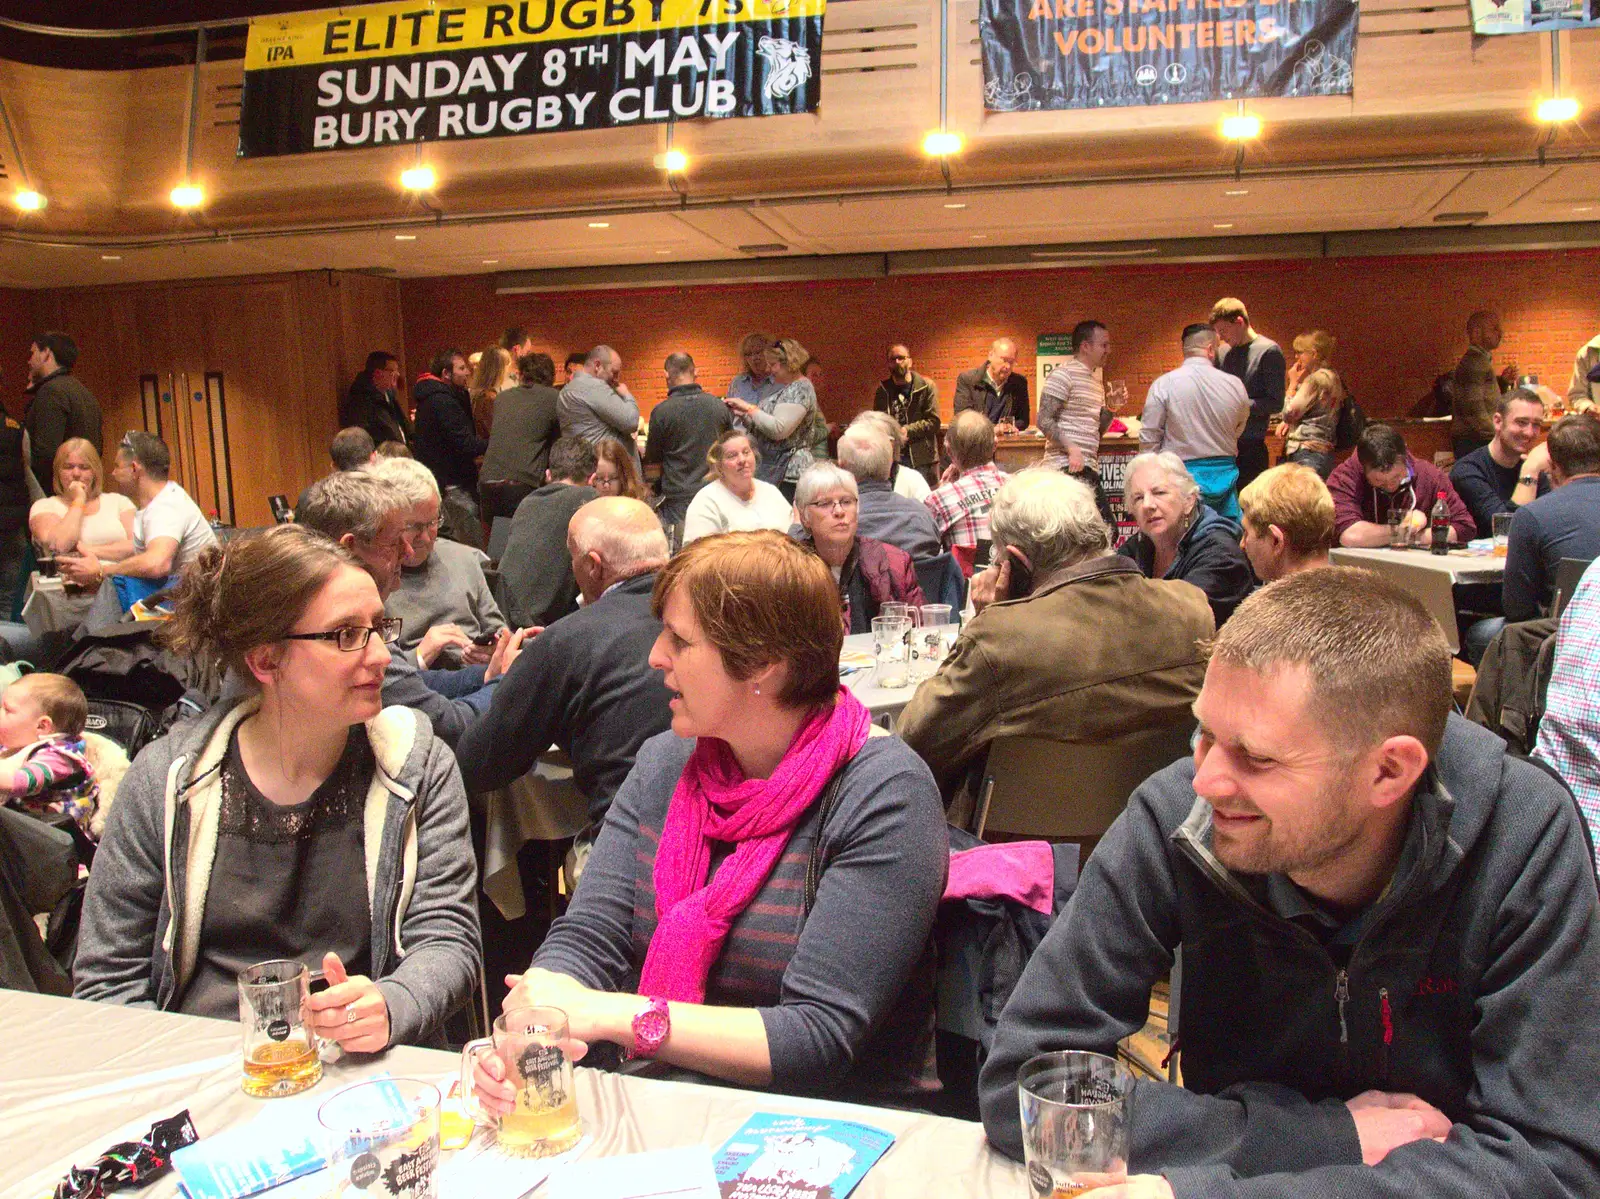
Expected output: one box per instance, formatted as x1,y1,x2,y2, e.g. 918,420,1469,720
237,960,323,1097
1018,1051,1132,1198
318,1078,441,1199
461,1006,583,1158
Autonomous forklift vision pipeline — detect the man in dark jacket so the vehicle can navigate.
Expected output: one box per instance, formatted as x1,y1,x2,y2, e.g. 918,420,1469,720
26,331,102,489
499,438,597,628
458,496,673,825
874,344,941,486
954,337,1030,431
413,348,486,544
340,350,414,449
980,568,1600,1198
645,351,730,531
480,352,561,520
1210,298,1286,490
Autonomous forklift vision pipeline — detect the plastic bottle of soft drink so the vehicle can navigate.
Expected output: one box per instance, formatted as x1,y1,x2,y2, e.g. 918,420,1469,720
1430,497,1449,555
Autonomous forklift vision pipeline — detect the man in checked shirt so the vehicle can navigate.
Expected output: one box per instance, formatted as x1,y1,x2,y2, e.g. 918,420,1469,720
924,411,1009,578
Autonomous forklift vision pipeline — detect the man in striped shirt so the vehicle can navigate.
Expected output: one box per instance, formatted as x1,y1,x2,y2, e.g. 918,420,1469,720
1038,320,1114,523
924,411,1008,576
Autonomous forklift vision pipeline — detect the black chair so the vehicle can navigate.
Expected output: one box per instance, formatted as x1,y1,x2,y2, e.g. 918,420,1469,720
914,552,965,611
1554,557,1594,619
480,480,534,524
486,516,513,566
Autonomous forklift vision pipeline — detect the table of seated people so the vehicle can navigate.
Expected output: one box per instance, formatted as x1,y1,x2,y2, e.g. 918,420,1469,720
1328,545,1504,651
2,992,1026,1199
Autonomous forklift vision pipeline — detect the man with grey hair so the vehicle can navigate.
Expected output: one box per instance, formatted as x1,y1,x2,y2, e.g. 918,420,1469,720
835,423,941,558
296,470,532,749
558,344,641,471
954,337,1030,432
371,456,505,665
644,351,730,530
1140,323,1252,518
900,469,1212,809
457,496,673,827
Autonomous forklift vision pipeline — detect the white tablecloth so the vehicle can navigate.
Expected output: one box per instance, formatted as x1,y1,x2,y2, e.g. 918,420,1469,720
1329,547,1504,652
1,993,1025,1199
841,628,956,723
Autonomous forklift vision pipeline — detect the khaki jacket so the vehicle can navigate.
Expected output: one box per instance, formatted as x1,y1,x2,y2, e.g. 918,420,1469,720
897,555,1214,809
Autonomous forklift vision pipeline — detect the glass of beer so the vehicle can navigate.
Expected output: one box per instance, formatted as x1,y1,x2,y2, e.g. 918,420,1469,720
461,1006,583,1159
1492,511,1512,557
870,615,913,689
237,960,323,1098
319,1078,441,1199
1018,1050,1132,1198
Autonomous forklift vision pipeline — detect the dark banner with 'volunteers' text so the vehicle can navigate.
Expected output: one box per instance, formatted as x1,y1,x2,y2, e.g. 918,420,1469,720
239,0,824,157
979,0,1357,111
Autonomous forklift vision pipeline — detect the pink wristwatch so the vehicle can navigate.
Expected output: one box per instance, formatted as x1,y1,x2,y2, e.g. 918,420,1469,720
629,997,671,1059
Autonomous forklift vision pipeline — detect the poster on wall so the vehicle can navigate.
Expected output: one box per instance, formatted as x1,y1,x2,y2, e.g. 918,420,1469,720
1470,0,1600,34
979,0,1357,112
1035,332,1073,397
239,0,824,157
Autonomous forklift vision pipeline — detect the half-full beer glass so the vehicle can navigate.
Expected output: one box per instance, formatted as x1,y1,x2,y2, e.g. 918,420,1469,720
1018,1050,1132,1197
461,1006,582,1158
237,959,323,1097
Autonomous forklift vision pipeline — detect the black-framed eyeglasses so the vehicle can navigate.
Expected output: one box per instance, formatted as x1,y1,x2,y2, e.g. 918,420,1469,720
806,497,859,514
283,617,402,652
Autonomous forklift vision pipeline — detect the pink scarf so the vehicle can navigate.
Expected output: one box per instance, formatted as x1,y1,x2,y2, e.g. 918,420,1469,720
639,687,872,1004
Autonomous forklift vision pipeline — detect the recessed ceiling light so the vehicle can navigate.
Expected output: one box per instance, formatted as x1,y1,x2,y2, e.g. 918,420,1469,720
655,249,673,255
100,254,121,261
394,234,417,241
1575,205,1596,213
1225,189,1249,196
970,233,988,240
1214,222,1234,229
587,221,611,229
12,189,45,212
482,258,499,264
944,202,967,209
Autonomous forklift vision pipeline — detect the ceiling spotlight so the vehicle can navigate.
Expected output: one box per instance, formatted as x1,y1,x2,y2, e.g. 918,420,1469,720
655,249,673,255
170,183,205,209
1214,222,1235,229
588,221,611,229
944,202,967,210
101,254,122,261
482,258,499,264
400,164,437,191
394,233,417,241
922,130,963,157
12,189,45,212
970,233,988,240
1537,96,1580,123
1225,189,1249,196
1221,113,1262,141
654,149,688,172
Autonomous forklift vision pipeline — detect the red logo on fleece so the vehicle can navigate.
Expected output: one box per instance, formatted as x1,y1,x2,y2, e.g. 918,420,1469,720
1414,976,1459,997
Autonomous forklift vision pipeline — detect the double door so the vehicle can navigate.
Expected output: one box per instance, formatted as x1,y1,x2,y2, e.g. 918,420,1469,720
137,369,235,525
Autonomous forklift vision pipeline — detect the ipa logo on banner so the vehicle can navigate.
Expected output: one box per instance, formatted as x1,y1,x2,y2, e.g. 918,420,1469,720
979,0,1357,111
239,0,825,157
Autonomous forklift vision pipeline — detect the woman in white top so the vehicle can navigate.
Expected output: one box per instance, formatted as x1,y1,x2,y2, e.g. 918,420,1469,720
30,439,136,559
682,431,795,545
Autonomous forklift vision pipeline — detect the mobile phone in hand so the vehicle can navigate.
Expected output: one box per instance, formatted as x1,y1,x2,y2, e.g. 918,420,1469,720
471,631,500,647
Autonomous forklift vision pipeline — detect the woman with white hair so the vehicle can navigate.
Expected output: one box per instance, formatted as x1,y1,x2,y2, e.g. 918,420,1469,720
368,456,506,664
1119,451,1254,625
794,462,924,633
849,411,931,502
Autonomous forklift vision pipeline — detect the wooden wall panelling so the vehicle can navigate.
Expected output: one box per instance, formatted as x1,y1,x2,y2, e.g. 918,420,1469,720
0,288,42,421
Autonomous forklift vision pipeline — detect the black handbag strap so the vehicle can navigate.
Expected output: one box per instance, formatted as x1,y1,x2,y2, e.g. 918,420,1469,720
803,763,850,916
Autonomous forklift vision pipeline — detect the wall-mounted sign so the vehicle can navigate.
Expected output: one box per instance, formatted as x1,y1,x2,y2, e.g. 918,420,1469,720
1470,0,1599,35
979,0,1357,111
239,0,824,157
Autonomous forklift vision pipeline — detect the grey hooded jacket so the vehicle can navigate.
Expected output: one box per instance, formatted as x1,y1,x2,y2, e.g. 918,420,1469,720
979,713,1600,1197
73,697,482,1048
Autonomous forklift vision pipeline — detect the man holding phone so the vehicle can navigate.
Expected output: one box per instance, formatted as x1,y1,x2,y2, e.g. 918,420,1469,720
899,471,1213,818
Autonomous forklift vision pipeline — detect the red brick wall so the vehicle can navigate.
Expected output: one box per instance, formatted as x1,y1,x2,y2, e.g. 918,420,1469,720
400,247,1600,425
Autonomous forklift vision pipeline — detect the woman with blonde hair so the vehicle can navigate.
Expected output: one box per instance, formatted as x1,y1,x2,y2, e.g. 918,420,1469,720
725,337,819,502
468,530,945,1101
75,523,481,1047
682,430,793,544
469,345,514,439
24,439,138,632
590,438,650,502
1280,367,1344,479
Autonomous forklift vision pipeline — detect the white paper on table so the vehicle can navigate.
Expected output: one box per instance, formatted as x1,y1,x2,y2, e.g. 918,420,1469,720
545,1144,719,1199
436,1132,592,1199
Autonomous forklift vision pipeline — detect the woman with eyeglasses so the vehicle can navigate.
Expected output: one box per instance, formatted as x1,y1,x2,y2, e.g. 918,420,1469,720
723,337,820,502
75,524,481,1051
793,462,924,633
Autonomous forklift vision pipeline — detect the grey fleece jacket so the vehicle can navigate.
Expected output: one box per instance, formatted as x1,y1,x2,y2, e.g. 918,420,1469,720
980,712,1600,1197
74,698,482,1048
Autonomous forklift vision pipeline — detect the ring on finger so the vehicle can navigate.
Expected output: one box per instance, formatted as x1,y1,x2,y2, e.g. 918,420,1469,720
345,1005,357,1025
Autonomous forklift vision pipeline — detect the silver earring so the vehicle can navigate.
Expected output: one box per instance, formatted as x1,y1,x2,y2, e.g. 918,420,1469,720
754,685,761,696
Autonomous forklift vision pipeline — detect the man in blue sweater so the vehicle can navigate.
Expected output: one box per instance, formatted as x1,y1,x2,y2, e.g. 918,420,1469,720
1502,412,1600,622
1448,388,1552,540
981,567,1600,1198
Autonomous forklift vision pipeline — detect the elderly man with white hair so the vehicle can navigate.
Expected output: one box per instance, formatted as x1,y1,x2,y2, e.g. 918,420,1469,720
457,496,674,826
850,410,932,502
899,469,1214,811
835,423,942,558
1119,450,1256,627
794,462,925,633
370,456,506,668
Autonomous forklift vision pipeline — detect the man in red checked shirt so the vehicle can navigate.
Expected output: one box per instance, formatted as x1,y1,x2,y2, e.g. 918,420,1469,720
923,411,1008,577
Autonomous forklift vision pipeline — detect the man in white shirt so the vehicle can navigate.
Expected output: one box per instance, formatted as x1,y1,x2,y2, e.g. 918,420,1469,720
1037,320,1114,523
59,431,217,607
1141,323,1252,517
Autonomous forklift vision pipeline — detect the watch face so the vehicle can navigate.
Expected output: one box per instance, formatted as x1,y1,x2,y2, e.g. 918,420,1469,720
637,1007,670,1041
